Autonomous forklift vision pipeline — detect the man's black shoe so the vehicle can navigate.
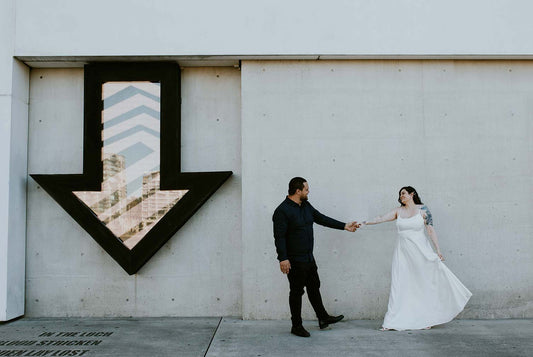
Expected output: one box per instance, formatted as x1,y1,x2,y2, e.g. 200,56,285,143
291,325,311,337
319,315,344,329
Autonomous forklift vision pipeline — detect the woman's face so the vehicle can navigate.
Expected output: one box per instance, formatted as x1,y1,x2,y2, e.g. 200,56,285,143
399,189,414,205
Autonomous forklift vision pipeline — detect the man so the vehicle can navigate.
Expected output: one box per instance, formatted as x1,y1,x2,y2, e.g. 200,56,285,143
273,177,359,337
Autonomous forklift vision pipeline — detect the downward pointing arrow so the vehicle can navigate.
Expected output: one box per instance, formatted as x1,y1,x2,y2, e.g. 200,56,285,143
31,63,232,275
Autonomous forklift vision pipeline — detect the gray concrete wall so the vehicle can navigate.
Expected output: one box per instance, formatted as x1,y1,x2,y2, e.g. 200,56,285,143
241,60,533,320
23,60,533,319
1,0,30,321
14,0,533,57
26,67,242,317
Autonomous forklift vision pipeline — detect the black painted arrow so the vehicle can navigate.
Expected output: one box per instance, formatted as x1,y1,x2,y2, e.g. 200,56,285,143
31,62,232,274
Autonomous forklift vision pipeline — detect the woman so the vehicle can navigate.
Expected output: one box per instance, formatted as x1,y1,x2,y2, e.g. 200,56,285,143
362,186,472,331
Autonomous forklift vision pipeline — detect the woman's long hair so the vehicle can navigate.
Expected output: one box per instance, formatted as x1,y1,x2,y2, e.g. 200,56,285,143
398,186,423,206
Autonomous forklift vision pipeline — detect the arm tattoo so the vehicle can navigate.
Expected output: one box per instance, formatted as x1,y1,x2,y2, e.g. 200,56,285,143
421,205,433,226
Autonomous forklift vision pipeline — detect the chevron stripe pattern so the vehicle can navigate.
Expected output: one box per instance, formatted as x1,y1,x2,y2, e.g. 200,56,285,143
75,82,188,249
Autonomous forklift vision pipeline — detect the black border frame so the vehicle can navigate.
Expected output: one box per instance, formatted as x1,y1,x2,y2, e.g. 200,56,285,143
31,62,232,274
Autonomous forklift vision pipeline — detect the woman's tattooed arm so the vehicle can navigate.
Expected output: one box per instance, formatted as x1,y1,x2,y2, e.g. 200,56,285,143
421,205,433,226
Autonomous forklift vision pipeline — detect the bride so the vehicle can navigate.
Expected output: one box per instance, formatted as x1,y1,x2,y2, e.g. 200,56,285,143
362,186,472,331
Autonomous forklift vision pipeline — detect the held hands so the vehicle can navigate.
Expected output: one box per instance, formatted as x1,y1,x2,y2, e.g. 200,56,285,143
279,260,291,274
344,221,361,232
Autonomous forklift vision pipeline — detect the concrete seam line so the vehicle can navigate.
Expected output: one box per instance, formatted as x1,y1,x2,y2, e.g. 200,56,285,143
204,317,223,357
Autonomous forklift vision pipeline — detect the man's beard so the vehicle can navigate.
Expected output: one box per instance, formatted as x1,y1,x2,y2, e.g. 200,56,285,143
301,195,308,201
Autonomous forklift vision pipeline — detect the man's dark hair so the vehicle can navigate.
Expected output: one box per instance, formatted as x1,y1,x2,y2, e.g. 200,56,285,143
288,177,307,195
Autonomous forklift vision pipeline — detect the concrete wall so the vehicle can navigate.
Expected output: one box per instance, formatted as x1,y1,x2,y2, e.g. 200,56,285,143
26,67,242,316
241,60,533,320
0,0,30,321
14,0,533,58
19,60,533,319
6,0,533,319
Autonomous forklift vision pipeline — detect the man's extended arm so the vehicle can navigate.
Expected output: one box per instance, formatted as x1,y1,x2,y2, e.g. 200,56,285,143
311,204,358,231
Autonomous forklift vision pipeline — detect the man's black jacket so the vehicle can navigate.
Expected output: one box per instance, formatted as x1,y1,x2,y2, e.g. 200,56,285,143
272,197,345,262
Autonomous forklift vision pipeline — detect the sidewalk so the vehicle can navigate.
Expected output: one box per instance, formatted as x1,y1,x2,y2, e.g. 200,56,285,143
1,317,531,356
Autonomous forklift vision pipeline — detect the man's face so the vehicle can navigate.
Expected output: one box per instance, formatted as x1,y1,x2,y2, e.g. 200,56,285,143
299,182,309,201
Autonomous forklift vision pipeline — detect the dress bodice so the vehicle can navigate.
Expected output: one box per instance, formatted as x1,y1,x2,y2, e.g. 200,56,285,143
396,211,425,234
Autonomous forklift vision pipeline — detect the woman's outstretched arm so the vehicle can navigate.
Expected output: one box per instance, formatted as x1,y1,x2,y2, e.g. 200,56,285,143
363,208,398,225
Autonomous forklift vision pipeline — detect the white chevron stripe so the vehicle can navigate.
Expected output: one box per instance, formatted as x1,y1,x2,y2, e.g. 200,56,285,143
110,151,159,184
103,114,160,141
103,94,160,122
103,82,160,99
76,168,187,221
105,191,185,237
104,132,160,153
94,199,128,222
123,225,155,249
74,191,110,209
103,82,128,98
75,188,186,240
131,82,161,97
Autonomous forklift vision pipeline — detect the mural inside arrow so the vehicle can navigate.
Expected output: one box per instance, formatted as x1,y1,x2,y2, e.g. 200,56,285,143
74,81,188,249
31,63,232,274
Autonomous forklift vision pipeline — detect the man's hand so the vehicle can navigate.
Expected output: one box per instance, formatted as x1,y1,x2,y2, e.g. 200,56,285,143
344,221,361,232
280,260,291,274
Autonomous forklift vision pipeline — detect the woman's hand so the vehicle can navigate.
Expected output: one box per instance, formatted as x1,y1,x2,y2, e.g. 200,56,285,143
438,253,445,261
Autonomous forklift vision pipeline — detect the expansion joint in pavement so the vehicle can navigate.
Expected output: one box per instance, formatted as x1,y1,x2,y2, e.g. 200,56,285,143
204,317,223,356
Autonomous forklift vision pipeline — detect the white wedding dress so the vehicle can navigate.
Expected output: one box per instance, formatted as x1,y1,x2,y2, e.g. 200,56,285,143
382,211,472,330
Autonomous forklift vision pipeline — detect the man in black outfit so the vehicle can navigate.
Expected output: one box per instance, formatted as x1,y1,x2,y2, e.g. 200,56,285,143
273,177,360,337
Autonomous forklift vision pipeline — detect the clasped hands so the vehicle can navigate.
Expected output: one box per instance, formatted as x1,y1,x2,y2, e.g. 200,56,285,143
344,221,361,232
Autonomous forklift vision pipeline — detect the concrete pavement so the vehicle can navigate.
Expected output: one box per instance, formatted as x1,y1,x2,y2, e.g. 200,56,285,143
1,318,531,356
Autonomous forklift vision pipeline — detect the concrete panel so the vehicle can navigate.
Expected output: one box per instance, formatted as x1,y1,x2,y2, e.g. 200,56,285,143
0,317,220,356
26,67,242,317
0,0,14,95
27,69,84,174
241,60,533,320
207,318,533,357
0,58,30,321
5,60,29,320
0,0,15,321
14,0,533,57
0,95,12,320
0,317,532,356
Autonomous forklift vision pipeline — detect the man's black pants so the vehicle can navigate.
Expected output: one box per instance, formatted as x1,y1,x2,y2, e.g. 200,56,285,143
287,260,329,327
